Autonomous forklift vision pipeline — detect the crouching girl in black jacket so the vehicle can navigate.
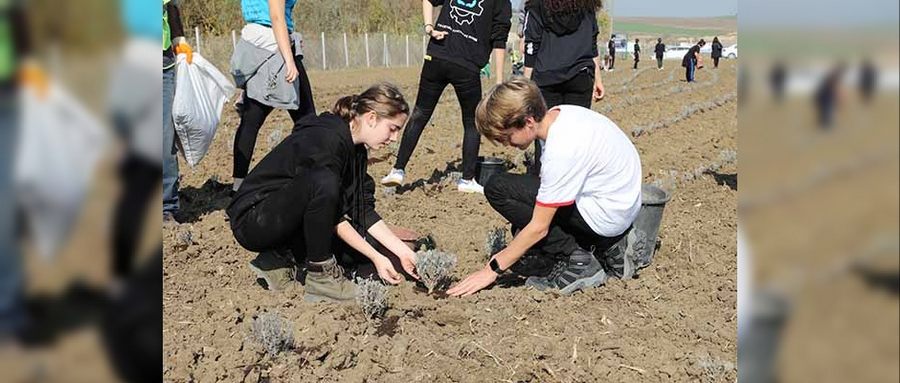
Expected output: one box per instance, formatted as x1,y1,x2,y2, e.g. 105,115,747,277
227,83,418,302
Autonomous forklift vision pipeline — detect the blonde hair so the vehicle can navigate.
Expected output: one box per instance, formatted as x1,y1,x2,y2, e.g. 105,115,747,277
475,77,547,144
332,83,410,124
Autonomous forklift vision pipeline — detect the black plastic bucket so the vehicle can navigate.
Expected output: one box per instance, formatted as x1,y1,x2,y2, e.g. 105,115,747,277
476,157,507,187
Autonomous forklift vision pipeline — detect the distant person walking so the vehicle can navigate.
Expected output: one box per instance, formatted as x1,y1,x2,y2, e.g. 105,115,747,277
654,38,665,70
711,37,723,69
607,35,616,70
682,39,705,82
815,64,845,130
859,58,877,104
632,38,640,69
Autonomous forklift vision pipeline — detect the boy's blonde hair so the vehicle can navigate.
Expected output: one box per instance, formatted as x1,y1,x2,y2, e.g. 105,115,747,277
475,77,548,144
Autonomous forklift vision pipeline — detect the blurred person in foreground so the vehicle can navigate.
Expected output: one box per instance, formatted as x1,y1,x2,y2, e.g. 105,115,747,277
0,0,38,346
161,0,190,225
107,0,191,294
682,38,705,82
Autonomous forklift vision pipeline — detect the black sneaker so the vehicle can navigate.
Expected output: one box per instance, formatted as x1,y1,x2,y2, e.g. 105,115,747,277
525,248,608,294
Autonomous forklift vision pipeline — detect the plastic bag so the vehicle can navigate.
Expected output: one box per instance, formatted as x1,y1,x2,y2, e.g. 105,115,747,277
15,80,108,259
172,53,234,167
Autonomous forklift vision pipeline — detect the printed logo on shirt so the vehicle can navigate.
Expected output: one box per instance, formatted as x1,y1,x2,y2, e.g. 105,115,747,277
450,0,485,26
526,42,534,55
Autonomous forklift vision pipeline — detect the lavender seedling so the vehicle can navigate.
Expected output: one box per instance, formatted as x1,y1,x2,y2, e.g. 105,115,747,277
415,250,457,294
356,277,390,320
484,227,507,259
249,312,294,358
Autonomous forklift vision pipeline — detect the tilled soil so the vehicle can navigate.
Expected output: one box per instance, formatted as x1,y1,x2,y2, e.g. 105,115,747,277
163,61,738,382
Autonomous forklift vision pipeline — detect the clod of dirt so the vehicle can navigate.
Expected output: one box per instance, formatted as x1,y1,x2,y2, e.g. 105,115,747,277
375,315,401,337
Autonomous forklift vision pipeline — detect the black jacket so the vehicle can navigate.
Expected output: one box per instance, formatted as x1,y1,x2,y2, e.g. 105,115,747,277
227,113,381,234
654,42,666,58
682,45,701,67
711,41,723,58
427,0,512,74
523,0,598,87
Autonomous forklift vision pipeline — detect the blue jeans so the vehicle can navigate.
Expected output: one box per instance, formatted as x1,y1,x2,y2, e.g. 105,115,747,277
686,58,696,82
162,67,179,214
0,95,24,335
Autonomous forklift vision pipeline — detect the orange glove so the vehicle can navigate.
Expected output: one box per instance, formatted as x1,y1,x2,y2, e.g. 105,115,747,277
175,40,193,64
19,61,49,99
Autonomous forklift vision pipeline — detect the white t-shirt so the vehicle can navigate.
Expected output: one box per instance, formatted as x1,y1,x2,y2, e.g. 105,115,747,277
536,105,643,237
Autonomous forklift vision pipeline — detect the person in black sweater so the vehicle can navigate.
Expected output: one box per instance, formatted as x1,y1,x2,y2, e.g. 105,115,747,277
711,36,723,69
228,84,420,302
607,34,616,70
654,37,666,70
522,0,605,175
381,0,512,194
682,39,705,82
633,38,641,69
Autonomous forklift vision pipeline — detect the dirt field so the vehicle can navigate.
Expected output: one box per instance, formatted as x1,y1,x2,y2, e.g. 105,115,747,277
163,61,738,382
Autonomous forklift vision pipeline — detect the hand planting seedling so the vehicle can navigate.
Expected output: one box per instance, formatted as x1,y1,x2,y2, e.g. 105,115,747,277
356,277,390,320
415,250,457,294
249,312,294,358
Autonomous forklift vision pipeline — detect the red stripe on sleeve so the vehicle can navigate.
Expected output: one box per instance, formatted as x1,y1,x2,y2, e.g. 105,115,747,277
535,200,575,208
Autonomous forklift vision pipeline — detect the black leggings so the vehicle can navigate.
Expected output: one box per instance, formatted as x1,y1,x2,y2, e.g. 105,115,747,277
112,154,160,278
394,58,483,180
233,56,315,179
533,71,593,175
230,168,340,264
484,173,624,257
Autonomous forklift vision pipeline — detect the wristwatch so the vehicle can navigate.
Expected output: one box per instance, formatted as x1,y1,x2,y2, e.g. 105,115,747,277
489,258,506,275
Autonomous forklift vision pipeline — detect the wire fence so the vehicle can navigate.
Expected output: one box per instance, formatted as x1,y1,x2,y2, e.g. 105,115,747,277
189,27,433,73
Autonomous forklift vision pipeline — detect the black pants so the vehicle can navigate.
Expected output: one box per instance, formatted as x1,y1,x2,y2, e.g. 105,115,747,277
656,56,663,69
231,168,339,264
532,71,593,175
634,56,639,69
713,56,720,68
395,58,482,180
608,52,615,69
484,173,624,258
112,154,160,278
233,56,316,179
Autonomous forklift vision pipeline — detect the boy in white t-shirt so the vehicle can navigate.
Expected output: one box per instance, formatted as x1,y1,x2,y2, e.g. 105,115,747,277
449,78,642,297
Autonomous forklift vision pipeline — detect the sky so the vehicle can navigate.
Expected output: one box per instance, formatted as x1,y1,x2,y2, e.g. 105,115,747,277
510,0,737,18
610,0,737,18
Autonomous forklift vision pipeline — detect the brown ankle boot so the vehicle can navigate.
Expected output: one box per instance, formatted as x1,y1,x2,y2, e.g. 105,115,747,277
304,256,357,302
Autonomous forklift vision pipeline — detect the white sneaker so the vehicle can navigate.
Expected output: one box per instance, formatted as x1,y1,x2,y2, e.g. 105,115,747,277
457,178,484,194
381,168,405,187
